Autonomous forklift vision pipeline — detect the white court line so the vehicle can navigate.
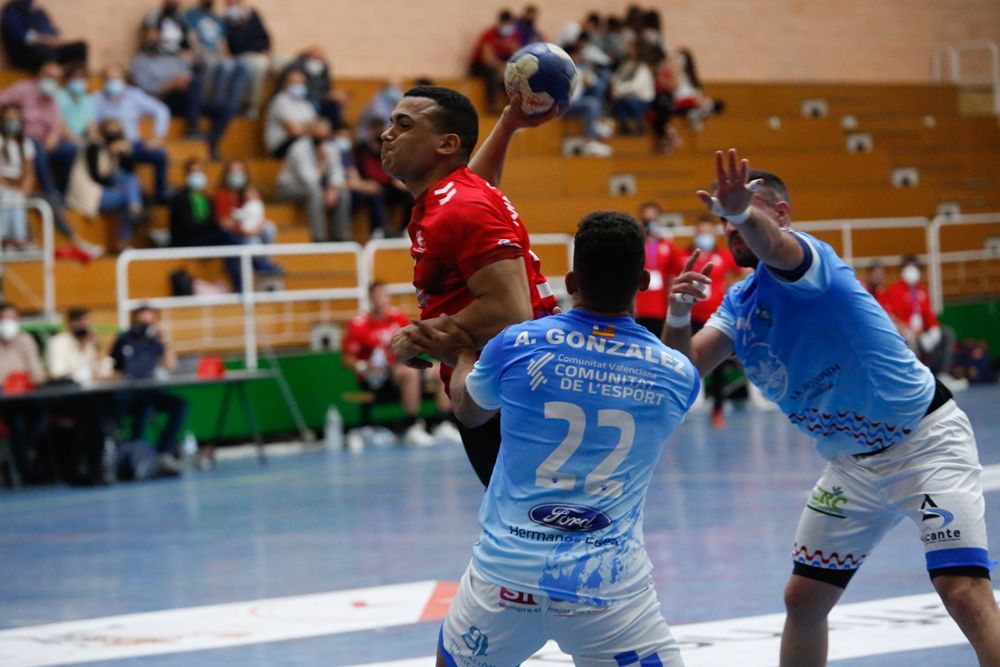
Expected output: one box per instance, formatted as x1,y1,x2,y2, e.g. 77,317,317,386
352,590,1000,667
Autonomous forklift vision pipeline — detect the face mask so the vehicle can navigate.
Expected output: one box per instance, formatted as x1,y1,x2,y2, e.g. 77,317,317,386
499,24,515,36
105,79,125,97
72,327,90,339
694,233,716,251
0,319,20,342
38,77,59,97
304,58,325,76
334,137,352,153
4,119,21,135
901,264,921,286
226,171,247,190
132,323,156,338
288,83,307,99
68,78,88,96
142,42,159,53
187,171,207,191
226,6,245,19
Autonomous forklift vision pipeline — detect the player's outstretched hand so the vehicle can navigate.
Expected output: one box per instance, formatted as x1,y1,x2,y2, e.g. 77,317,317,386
413,314,477,368
695,148,764,220
500,91,561,131
669,249,714,312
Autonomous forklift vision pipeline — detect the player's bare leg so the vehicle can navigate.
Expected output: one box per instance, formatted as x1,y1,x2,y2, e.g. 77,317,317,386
779,574,845,667
392,363,423,417
933,574,1000,666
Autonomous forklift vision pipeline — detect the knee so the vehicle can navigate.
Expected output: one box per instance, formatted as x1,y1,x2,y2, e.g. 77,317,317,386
937,578,995,625
783,578,836,621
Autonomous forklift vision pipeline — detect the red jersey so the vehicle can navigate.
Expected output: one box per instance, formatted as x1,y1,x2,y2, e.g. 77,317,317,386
881,280,938,332
681,245,739,323
634,236,685,320
470,27,522,66
408,166,556,384
342,307,410,366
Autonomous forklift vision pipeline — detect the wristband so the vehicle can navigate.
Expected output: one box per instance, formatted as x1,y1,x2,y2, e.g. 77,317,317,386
666,311,691,328
709,197,752,225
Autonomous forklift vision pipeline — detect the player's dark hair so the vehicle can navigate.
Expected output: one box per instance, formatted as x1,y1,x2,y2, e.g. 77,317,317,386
403,86,479,161
747,169,790,205
67,307,89,322
0,301,15,315
368,280,385,295
573,211,646,312
498,9,513,22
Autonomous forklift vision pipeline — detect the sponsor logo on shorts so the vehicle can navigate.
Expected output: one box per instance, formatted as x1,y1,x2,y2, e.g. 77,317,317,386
920,494,962,544
461,626,489,656
499,587,537,606
807,484,849,519
528,503,612,532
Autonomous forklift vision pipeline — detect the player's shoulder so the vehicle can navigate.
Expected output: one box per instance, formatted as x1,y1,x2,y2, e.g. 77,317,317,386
425,168,505,217
347,313,369,329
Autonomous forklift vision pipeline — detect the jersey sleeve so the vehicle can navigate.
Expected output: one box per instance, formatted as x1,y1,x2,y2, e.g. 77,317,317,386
451,199,524,280
762,231,832,298
704,288,738,342
342,318,366,358
685,362,701,410
464,328,509,411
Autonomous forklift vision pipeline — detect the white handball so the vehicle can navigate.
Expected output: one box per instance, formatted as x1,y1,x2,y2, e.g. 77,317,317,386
504,42,579,116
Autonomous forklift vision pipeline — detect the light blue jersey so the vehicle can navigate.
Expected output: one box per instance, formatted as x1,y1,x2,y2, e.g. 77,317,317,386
706,231,936,459
465,309,699,605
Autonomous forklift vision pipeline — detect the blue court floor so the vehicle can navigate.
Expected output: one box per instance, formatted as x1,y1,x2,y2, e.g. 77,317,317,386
1,384,998,666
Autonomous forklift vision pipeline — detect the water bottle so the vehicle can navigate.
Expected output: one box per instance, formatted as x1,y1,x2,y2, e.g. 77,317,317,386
100,436,117,485
182,431,198,467
325,405,344,451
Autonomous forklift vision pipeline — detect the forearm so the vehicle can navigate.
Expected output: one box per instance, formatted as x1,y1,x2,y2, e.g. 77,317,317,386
442,291,531,348
469,112,519,187
662,318,693,365
449,349,494,427
735,208,801,271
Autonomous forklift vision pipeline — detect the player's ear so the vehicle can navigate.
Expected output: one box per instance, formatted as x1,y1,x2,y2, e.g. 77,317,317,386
637,269,651,292
437,132,461,157
773,200,791,227
565,271,578,296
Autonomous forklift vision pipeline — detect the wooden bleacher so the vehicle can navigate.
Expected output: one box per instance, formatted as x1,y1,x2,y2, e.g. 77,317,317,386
1,68,997,352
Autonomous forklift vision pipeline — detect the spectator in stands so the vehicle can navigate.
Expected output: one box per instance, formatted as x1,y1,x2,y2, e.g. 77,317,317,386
132,25,203,138
265,69,317,158
563,41,613,157
66,117,148,252
580,13,613,68
214,158,280,270
354,79,402,144
0,302,42,384
275,46,347,130
110,305,188,476
143,0,189,56
649,46,682,154
0,0,87,72
515,5,542,45
862,261,889,305
681,217,741,427
610,42,655,135
93,64,170,203
276,118,345,242
169,158,243,291
880,255,964,389
342,282,456,447
45,306,108,383
356,117,412,236
639,9,667,51
469,9,522,113
56,63,95,142
0,301,46,481
634,202,684,337
0,103,35,250
333,125,383,242
602,16,628,66
224,0,276,119
670,47,724,132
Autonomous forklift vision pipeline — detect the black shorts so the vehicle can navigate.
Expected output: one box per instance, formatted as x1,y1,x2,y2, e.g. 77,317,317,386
457,416,501,488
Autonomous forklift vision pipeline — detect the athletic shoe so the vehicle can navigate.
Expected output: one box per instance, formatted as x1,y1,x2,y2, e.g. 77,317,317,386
582,140,613,157
345,430,365,453
157,453,183,476
432,420,463,445
403,421,436,447
746,382,779,411
711,407,725,428
937,372,969,393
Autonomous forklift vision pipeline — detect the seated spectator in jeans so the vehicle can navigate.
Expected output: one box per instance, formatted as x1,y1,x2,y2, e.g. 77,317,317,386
66,118,148,252
213,159,279,271
0,103,35,250
265,69,316,158
275,46,346,130
342,282,455,447
0,301,47,481
354,80,402,144
93,64,171,203
56,63,95,143
223,0,276,119
169,158,243,291
563,41,613,157
610,42,655,135
143,0,188,56
132,25,203,137
469,9,522,113
333,124,386,242
110,305,188,476
0,0,87,72
354,117,412,236
276,118,344,242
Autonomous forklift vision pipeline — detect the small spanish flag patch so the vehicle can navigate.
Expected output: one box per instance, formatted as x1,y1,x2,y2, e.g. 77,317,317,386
592,324,616,338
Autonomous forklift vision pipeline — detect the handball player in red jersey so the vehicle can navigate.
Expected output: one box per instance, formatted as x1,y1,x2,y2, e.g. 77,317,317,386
384,86,558,486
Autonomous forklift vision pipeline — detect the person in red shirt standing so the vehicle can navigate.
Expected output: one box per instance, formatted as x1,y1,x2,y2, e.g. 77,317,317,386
384,85,557,486
469,9,522,113
342,281,452,446
681,217,741,426
634,202,685,335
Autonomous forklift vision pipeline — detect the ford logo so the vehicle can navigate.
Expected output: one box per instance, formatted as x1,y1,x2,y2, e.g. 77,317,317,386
528,503,612,533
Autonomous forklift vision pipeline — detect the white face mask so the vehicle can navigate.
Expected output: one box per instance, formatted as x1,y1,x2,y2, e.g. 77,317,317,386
901,264,921,286
0,318,20,342
304,58,325,76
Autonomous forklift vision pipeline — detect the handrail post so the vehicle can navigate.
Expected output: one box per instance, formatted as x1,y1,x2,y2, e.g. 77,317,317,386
240,251,257,370
927,216,944,315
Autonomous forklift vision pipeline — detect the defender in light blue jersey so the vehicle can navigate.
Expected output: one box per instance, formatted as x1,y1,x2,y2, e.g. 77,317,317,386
664,149,1000,667
433,211,698,667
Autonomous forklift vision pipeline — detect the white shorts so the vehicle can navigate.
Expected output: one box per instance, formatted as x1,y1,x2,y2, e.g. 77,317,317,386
440,561,684,667
793,401,994,581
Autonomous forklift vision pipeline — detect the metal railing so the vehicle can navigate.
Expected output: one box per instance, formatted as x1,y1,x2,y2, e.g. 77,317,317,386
0,196,56,318
932,39,1000,118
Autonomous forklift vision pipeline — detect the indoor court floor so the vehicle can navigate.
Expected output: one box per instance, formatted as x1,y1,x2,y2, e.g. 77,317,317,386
2,384,998,666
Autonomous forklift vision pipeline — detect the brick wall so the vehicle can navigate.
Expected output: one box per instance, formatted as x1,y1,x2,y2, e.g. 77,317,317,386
30,0,1000,82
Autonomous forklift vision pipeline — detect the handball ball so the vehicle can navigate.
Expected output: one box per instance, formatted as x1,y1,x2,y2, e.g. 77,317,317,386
504,42,579,116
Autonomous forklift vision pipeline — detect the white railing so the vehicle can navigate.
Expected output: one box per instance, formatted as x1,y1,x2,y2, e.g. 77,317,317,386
0,196,56,318
116,242,367,369
928,212,1000,313
932,39,1000,118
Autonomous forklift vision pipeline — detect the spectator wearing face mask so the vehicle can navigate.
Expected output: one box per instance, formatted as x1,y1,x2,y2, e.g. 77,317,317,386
515,4,543,45
275,46,346,131
264,69,317,158
276,118,345,242
143,0,189,56
66,117,148,252
214,159,280,271
353,117,412,238
354,80,403,144
0,0,88,72
56,63,95,142
0,301,44,386
0,301,46,482
169,158,243,291
45,306,109,384
634,202,685,337
469,9,522,113
131,25,204,139
223,0,276,119
92,64,171,203
0,103,35,250
335,125,387,242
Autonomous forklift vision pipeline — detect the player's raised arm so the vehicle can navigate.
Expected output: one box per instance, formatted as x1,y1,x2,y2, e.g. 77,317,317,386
469,91,558,187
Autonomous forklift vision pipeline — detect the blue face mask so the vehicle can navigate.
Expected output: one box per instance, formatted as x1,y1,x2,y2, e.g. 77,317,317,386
187,171,207,191
38,77,59,97
68,78,88,96
288,83,307,99
4,120,21,135
226,171,247,190
694,233,716,251
105,79,125,97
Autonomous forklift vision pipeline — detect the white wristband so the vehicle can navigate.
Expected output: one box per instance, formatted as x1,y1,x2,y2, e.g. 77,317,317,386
709,197,752,225
666,311,691,328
